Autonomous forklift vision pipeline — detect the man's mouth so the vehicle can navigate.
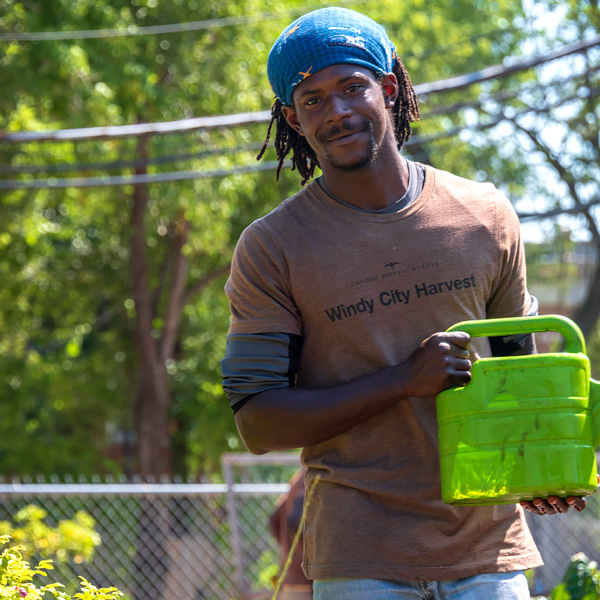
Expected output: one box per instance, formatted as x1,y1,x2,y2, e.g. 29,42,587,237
326,129,364,143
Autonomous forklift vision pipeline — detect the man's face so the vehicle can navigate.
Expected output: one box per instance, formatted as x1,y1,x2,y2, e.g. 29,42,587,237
282,64,397,173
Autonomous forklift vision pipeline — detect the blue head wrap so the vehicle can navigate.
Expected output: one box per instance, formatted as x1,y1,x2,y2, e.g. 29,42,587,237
267,7,398,106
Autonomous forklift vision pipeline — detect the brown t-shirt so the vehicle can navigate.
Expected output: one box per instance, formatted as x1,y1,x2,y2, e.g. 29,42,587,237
225,164,542,581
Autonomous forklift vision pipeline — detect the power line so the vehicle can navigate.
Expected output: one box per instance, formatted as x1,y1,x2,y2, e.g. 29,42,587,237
0,0,523,54
0,10,524,69
423,64,600,117
0,142,264,174
4,33,598,145
1,155,597,224
0,82,600,190
2,83,598,190
5,64,596,177
0,111,271,143
419,85,600,146
0,161,280,190
416,32,600,95
0,1,362,42
0,131,476,187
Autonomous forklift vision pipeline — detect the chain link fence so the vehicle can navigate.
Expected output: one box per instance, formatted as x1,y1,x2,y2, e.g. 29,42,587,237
0,453,598,599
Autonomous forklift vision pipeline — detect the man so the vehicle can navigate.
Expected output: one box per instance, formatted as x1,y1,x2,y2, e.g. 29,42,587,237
221,8,587,600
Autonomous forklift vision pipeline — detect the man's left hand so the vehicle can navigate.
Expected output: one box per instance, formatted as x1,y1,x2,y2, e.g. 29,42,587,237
520,474,599,515
520,496,586,515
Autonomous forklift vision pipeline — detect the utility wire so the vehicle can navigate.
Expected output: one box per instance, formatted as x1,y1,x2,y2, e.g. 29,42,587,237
424,64,600,117
0,18,526,69
412,85,600,147
417,32,600,95
4,64,596,176
0,86,578,180
0,111,271,143
3,33,598,145
3,84,599,191
0,161,280,189
1,154,597,224
0,0,362,41
0,0,523,47
0,142,265,174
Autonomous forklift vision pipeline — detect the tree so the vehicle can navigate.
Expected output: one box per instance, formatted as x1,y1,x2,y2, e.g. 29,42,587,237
0,0,296,478
458,0,600,342
0,0,533,479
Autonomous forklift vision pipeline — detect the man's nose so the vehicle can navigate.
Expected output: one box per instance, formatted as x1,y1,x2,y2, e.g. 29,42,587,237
325,94,352,122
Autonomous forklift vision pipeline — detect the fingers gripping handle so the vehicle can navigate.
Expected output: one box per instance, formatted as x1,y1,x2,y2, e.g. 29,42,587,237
446,314,586,355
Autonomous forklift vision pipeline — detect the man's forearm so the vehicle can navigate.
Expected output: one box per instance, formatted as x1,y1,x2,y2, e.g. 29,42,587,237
234,331,473,454
234,365,404,454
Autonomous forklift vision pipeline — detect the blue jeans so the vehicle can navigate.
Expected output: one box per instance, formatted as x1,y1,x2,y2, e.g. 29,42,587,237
313,572,531,600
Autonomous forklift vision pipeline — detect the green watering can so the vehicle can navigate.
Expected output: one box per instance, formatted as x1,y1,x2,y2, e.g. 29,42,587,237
436,314,600,506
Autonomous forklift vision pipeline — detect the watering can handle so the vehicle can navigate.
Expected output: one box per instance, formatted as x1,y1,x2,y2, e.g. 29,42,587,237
446,314,586,355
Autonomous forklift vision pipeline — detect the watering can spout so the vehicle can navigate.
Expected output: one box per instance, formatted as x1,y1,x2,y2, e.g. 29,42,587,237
592,379,600,449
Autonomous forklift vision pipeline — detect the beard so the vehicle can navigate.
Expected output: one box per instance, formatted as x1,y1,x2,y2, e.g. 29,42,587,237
318,119,379,172
327,135,379,172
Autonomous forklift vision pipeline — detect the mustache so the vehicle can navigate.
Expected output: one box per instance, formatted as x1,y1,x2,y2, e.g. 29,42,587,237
319,119,371,143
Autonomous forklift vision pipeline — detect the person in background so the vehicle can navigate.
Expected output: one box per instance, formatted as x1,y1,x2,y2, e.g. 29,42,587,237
222,7,589,600
270,469,312,600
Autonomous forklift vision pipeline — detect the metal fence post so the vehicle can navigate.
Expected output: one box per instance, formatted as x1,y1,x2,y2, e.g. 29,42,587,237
223,456,247,598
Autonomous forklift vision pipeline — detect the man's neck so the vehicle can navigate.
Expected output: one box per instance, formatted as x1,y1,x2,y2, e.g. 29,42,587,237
319,146,409,211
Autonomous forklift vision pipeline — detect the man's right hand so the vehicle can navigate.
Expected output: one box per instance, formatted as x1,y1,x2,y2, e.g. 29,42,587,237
399,331,473,398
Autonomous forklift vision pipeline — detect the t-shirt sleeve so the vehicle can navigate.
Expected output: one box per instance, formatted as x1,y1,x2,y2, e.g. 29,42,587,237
485,191,530,320
225,220,302,336
221,332,303,412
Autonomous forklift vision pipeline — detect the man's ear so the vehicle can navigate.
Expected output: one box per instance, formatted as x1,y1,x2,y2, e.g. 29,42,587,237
281,104,305,137
380,72,399,108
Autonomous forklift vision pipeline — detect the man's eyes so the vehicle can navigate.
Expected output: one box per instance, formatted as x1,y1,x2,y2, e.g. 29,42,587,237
302,84,364,106
305,98,321,106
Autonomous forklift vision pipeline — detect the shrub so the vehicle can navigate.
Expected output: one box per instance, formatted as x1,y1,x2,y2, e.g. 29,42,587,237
0,535,122,600
550,553,600,600
0,506,100,564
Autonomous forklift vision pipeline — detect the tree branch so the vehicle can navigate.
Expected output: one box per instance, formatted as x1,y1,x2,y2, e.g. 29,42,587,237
182,263,231,308
160,211,190,363
151,245,176,322
510,119,600,245
130,135,158,368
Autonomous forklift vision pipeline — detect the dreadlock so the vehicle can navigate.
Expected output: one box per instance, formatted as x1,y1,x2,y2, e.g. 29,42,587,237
256,98,319,186
388,59,420,149
256,59,420,186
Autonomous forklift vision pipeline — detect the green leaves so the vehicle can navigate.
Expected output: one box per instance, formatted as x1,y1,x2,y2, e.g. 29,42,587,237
0,505,101,564
1,0,550,477
0,535,123,600
550,553,600,600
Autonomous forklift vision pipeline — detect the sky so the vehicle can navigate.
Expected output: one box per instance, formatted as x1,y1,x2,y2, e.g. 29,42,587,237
516,0,596,244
